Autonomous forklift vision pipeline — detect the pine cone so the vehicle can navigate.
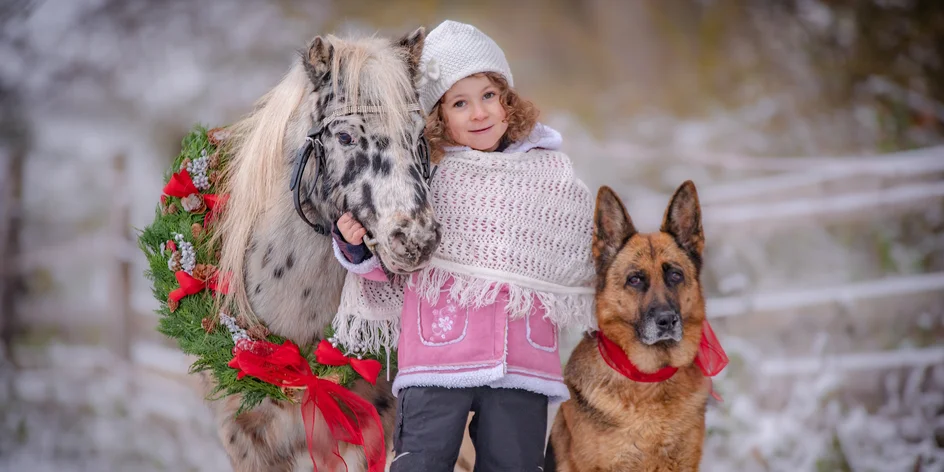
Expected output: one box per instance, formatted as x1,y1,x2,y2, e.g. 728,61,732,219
201,317,214,333
168,251,182,272
208,171,221,185
214,250,222,262
208,151,220,169
248,325,270,340
235,315,249,329
180,158,191,172
207,127,230,146
192,263,215,282
181,193,206,213
168,296,179,313
166,203,178,214
191,223,204,240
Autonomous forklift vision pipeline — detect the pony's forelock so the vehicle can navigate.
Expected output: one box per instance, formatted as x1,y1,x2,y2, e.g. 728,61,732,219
329,34,417,143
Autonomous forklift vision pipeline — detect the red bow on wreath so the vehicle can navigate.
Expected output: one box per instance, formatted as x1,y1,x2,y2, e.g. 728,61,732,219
163,169,199,198
162,169,227,225
168,270,229,303
228,340,385,472
315,340,382,385
203,193,229,228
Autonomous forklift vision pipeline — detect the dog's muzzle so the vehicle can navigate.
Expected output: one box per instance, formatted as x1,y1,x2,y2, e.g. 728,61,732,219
638,310,683,345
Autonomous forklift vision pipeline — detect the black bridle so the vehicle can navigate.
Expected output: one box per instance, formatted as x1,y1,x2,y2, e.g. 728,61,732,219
289,107,431,236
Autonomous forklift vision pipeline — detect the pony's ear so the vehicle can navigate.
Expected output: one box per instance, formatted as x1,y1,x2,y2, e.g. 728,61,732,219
396,26,425,82
306,36,334,82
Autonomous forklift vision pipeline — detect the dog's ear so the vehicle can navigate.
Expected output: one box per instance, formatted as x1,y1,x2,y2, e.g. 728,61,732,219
593,186,637,274
661,180,704,270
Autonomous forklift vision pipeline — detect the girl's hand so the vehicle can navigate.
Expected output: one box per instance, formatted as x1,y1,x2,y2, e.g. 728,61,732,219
337,212,367,245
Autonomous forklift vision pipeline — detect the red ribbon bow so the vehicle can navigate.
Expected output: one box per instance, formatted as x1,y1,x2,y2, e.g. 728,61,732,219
315,340,383,385
168,270,229,302
209,271,231,295
163,169,199,198
227,340,386,472
202,193,228,228
597,319,729,400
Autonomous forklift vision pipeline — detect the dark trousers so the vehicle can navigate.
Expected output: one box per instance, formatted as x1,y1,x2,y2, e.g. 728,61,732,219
390,386,549,472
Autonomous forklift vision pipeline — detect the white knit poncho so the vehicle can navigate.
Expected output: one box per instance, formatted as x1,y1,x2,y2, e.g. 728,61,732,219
331,127,596,355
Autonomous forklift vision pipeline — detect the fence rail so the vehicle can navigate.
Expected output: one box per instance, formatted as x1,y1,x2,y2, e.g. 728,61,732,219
759,346,944,376
707,272,944,319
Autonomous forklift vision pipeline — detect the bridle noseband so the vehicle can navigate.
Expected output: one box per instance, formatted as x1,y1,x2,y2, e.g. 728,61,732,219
289,104,431,236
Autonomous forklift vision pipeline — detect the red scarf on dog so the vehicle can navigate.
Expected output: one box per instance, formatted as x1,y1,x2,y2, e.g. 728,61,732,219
597,320,728,399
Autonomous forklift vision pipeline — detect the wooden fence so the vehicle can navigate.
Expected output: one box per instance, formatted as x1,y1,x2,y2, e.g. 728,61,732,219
3,145,943,382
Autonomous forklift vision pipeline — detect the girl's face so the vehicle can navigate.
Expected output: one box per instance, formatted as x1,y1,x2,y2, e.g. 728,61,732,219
440,74,508,152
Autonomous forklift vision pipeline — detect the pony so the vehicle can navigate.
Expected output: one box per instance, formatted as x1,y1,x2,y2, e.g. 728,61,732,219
209,27,440,471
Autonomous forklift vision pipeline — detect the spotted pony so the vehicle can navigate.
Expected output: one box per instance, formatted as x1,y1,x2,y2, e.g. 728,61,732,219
209,28,440,471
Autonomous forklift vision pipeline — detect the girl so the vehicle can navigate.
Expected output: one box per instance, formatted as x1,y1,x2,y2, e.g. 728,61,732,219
332,20,595,471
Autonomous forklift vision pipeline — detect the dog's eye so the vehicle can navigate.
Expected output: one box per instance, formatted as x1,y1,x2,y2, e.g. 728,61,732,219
627,275,643,287
668,270,684,284
337,132,354,146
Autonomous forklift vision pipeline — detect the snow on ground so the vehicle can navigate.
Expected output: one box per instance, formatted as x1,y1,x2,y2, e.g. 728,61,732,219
2,1,942,471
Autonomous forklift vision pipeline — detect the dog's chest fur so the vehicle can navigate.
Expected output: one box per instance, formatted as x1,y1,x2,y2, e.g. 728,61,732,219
557,339,711,471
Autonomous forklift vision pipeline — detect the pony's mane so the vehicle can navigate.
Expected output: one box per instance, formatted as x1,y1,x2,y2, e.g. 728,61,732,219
215,34,416,321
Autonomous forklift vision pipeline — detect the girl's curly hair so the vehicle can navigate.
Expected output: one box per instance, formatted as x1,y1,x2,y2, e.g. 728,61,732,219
425,72,539,163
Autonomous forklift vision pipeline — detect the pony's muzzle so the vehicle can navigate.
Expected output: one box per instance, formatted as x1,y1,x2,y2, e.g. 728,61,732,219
378,218,441,274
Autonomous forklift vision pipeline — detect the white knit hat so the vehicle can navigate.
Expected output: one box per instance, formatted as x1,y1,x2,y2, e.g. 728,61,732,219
418,20,514,114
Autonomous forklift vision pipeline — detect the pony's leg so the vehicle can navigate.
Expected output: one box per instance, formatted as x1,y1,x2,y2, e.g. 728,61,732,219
347,376,398,438
343,377,398,471
201,375,397,472
199,371,306,472
455,413,476,471
291,377,398,472
212,394,307,472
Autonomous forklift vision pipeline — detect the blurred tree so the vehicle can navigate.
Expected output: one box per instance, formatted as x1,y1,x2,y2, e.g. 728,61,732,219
0,0,33,356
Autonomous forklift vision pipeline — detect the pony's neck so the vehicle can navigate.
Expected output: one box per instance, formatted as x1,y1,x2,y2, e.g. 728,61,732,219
243,182,347,346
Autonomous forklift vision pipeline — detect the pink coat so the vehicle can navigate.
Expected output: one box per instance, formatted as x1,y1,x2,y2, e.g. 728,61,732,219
347,263,568,403
334,123,572,402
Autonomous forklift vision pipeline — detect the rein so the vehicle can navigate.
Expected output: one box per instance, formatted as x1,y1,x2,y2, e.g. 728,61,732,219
289,104,431,236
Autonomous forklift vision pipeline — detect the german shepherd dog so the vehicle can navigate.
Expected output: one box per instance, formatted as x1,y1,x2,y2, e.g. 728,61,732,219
547,181,724,472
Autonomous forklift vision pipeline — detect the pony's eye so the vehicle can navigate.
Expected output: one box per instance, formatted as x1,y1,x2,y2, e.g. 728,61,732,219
337,132,354,146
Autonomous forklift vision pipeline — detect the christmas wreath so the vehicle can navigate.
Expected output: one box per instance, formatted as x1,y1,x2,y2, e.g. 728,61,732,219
138,126,393,417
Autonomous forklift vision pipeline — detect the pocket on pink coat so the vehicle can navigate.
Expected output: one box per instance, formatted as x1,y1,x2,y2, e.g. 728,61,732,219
417,297,470,346
526,308,558,352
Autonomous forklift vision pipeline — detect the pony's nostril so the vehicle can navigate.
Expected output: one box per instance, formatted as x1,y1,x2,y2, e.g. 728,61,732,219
390,230,407,251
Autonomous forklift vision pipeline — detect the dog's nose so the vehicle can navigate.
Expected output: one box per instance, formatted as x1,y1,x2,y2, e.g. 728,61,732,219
654,312,680,331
